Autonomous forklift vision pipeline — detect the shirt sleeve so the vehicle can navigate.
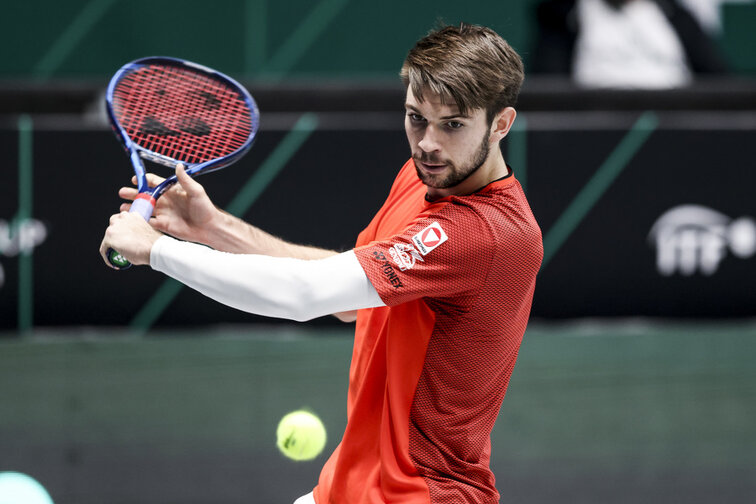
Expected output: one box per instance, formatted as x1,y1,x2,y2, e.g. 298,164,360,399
353,205,495,307
150,236,385,321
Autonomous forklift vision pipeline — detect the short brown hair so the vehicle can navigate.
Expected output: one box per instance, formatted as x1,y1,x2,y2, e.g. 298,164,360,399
400,23,524,124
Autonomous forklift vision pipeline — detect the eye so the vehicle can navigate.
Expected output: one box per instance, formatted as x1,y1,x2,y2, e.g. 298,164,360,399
446,121,464,130
407,113,426,124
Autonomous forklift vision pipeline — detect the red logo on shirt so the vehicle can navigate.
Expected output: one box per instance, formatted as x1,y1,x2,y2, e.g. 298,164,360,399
421,228,442,247
412,222,448,255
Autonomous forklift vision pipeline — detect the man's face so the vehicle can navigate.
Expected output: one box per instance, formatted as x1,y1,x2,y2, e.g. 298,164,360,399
404,87,492,196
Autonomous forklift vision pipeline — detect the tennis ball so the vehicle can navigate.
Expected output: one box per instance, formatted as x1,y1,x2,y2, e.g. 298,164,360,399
276,410,327,461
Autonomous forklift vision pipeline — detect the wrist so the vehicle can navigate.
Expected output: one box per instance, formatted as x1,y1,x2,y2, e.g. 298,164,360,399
190,206,222,246
203,209,251,253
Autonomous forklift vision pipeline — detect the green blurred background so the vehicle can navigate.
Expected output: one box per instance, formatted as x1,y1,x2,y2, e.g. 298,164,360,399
2,323,755,503
2,0,755,81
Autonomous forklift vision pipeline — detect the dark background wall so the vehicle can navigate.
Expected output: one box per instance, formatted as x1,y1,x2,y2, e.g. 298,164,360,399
2,1,755,330
2,93,756,329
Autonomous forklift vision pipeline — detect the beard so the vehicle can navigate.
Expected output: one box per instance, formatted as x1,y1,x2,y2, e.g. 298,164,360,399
414,132,490,190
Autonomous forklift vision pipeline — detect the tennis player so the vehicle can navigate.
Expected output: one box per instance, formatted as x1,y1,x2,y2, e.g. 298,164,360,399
100,23,543,504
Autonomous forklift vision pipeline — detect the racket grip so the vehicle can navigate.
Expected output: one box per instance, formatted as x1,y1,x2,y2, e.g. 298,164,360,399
130,195,157,220
107,195,156,270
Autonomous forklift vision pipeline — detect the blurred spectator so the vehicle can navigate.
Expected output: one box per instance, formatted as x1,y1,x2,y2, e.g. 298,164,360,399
532,0,730,88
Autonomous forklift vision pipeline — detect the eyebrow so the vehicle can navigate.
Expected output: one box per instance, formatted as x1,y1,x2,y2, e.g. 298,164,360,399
404,104,469,120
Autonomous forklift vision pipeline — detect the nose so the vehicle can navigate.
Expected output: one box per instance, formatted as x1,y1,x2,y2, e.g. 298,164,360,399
418,125,441,153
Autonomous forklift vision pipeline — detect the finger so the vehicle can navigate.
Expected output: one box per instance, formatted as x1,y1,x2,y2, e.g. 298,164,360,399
100,242,116,268
100,226,116,267
175,163,205,196
119,186,139,201
145,173,166,187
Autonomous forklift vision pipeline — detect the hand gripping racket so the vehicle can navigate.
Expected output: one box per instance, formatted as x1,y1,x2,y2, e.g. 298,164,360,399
105,56,259,269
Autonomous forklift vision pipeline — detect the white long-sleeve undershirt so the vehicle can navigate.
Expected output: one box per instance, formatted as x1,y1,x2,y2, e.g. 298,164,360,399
150,235,385,321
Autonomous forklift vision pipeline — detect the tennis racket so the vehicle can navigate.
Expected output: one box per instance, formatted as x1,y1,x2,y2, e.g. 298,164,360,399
105,56,260,269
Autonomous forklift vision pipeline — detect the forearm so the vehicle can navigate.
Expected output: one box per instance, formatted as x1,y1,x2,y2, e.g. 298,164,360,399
150,236,384,321
204,209,338,259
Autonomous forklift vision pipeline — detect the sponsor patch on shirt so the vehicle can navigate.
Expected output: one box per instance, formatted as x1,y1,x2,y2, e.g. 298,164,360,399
372,250,403,289
389,242,424,271
412,222,448,256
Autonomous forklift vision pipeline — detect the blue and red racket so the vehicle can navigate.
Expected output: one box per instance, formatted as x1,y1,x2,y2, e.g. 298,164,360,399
105,56,259,269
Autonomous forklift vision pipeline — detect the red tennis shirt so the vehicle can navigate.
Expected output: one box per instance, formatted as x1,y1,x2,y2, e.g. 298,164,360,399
313,159,543,503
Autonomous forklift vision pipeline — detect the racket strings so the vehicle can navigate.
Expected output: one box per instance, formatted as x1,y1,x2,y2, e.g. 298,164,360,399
112,64,253,164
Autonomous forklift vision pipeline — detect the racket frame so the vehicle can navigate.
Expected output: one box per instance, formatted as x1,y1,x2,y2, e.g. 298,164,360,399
105,56,259,267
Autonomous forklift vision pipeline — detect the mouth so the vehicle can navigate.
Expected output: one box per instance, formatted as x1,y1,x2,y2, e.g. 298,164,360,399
417,160,447,173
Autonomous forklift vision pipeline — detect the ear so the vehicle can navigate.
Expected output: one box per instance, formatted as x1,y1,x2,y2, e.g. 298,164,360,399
489,107,517,142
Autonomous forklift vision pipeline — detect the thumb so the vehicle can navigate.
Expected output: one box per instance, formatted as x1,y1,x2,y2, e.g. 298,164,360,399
175,163,204,196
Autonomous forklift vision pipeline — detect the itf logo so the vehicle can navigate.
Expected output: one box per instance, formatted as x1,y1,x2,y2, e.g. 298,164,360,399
648,205,756,276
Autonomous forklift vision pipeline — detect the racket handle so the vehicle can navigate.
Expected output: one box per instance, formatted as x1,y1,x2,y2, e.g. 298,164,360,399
107,195,156,270
107,248,132,269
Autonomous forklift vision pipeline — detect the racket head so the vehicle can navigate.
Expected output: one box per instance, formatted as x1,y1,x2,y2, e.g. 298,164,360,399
105,56,259,183
104,57,259,270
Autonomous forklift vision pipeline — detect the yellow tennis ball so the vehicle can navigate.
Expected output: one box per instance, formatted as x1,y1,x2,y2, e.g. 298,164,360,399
276,410,327,461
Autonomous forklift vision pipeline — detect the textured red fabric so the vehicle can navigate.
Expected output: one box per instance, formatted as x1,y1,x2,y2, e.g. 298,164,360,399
315,159,542,504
